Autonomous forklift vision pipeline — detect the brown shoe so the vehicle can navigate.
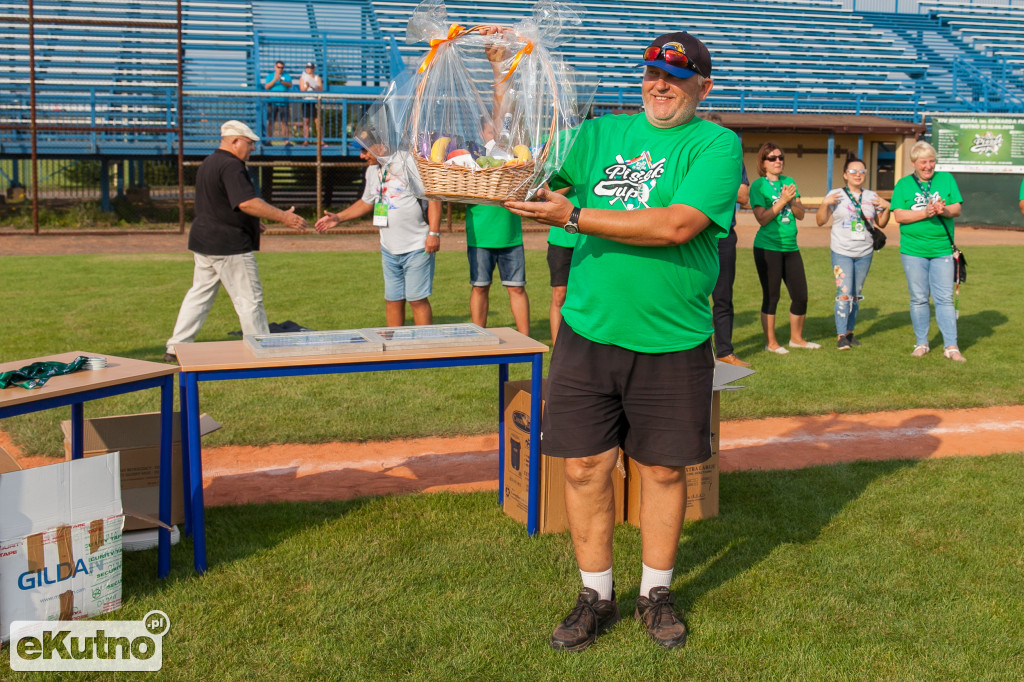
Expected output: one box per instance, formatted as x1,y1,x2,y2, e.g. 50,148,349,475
634,586,687,649
550,587,620,652
717,353,752,368
162,353,178,364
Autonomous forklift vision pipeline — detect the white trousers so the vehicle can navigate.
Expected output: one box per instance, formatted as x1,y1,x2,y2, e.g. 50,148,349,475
166,251,269,353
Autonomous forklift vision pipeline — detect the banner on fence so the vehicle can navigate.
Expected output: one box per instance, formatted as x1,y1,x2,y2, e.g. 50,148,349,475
932,115,1024,173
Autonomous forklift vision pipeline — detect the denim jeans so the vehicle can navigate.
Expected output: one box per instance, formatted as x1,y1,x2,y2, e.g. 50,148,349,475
900,252,957,348
831,251,874,336
381,247,435,302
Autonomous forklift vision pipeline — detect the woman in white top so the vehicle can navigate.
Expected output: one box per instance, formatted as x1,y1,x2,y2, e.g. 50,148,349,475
815,157,890,350
299,62,324,145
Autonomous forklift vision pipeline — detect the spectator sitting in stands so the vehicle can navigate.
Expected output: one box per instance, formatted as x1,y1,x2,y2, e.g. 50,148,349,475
262,61,292,143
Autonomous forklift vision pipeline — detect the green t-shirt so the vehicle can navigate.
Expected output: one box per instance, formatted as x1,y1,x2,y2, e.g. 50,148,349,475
465,205,522,248
548,114,741,353
750,175,800,252
891,171,963,258
547,190,580,248
1018,177,1024,201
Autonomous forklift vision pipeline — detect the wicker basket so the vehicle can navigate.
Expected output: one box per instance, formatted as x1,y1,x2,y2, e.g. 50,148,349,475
411,25,557,205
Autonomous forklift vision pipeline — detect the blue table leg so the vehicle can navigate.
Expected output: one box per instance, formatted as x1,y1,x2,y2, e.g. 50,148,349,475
498,363,509,506
527,353,542,536
158,376,173,579
178,373,193,537
70,402,84,460
184,373,207,573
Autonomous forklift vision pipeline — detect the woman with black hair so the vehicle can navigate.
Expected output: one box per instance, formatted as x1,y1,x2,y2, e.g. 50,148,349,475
749,142,817,354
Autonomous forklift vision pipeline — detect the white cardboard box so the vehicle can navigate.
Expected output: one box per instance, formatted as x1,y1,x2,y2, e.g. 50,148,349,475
0,452,124,643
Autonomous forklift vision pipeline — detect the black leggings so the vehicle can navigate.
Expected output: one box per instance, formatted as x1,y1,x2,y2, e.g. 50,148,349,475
753,247,808,316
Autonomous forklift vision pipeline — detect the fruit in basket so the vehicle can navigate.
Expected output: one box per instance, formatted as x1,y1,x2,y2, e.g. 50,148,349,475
430,137,451,163
512,145,532,161
446,152,477,169
446,149,470,161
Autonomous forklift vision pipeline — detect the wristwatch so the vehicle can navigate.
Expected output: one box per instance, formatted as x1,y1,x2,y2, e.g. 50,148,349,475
563,207,581,234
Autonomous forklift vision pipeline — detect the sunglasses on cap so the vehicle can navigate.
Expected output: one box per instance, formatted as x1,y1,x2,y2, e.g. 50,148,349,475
765,154,784,162
643,43,703,77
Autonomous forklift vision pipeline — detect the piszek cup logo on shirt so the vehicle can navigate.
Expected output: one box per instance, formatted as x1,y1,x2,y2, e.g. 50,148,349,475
594,151,666,210
911,190,941,211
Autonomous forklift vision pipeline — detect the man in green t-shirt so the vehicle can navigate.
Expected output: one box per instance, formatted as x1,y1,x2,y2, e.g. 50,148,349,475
465,204,530,336
505,31,741,652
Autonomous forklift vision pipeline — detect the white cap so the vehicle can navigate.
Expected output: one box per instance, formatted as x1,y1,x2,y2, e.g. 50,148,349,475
220,120,260,142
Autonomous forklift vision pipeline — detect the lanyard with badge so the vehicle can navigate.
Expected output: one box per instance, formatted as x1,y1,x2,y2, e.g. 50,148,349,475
767,178,792,224
842,188,868,240
372,167,389,228
912,174,934,207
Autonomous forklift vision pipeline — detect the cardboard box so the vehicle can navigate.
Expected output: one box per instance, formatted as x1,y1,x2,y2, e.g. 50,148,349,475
60,412,221,532
0,446,20,475
625,360,754,525
0,452,123,643
502,380,625,534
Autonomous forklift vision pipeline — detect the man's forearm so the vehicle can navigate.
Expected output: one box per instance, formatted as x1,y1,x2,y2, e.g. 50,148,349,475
239,197,293,224
578,205,712,246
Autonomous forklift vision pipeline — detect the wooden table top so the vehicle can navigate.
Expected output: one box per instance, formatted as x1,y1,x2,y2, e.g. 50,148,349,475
0,351,177,409
172,327,548,373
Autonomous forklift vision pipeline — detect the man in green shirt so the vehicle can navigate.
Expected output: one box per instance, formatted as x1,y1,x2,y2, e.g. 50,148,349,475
465,204,530,336
505,31,741,652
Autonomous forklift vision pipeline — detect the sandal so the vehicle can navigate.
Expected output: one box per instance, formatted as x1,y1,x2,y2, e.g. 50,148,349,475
943,346,967,363
911,344,930,357
765,345,790,355
788,340,821,349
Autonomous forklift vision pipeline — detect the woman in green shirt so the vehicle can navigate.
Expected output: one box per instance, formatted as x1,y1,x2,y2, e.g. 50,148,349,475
750,142,818,354
891,140,965,362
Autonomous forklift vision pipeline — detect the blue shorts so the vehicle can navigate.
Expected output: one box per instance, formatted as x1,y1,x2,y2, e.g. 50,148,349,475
468,245,526,287
382,248,435,302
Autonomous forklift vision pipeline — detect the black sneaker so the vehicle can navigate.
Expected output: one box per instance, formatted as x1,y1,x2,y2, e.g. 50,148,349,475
550,587,620,652
162,353,178,364
837,335,851,351
846,332,861,347
634,586,687,649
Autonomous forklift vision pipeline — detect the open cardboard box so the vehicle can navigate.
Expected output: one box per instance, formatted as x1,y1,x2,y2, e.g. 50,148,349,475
0,451,123,643
61,412,221,531
502,380,625,534
625,360,754,524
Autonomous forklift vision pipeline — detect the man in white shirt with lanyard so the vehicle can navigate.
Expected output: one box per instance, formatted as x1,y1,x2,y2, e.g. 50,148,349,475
315,144,442,326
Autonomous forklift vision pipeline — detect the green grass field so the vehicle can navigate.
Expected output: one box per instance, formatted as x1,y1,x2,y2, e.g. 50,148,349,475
1,246,1022,454
2,245,1023,678
2,456,1023,679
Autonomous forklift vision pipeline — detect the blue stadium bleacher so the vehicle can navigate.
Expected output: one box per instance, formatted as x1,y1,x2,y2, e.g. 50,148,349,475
2,0,1023,163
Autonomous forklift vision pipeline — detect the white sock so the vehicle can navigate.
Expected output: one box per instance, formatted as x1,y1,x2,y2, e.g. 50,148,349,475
639,563,673,600
580,567,613,602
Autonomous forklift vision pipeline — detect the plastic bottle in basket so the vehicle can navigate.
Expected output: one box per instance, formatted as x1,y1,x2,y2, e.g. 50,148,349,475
491,112,515,161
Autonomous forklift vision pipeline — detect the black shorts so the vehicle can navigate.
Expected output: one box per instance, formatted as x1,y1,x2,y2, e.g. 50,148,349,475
541,322,715,467
302,101,318,120
547,243,574,288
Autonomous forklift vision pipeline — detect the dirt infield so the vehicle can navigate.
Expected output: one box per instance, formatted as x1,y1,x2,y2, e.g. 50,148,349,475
5,405,1023,507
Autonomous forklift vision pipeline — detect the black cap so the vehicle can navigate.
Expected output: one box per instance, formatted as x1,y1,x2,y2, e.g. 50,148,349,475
640,32,712,79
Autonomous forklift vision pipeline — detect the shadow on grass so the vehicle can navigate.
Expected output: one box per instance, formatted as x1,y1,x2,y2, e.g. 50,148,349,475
950,309,1008,351
121,497,374,596
664,411,943,614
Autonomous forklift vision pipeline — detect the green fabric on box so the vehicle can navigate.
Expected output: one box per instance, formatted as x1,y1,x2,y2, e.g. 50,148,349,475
0,356,88,390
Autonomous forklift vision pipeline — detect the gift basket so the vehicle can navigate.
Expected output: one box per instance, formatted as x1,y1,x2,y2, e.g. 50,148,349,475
356,0,597,206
